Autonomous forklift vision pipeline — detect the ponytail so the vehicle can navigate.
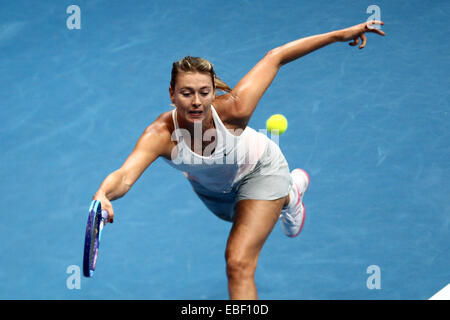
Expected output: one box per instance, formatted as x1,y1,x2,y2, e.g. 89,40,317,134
213,74,232,93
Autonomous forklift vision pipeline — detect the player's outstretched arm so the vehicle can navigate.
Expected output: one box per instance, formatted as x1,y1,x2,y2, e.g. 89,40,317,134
228,21,385,123
272,20,385,66
93,115,172,223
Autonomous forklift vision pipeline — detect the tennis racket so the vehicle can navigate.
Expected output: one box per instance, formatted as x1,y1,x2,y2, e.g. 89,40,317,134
83,200,109,277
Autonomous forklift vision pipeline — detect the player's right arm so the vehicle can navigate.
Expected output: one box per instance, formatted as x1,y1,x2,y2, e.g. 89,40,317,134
93,112,173,223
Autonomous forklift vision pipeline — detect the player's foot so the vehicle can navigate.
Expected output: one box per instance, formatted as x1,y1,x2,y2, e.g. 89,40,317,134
280,169,310,237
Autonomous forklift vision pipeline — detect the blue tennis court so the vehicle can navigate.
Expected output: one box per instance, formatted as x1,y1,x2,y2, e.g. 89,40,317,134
0,0,448,299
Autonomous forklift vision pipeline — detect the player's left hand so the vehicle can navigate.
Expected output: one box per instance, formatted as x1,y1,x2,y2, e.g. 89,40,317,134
337,20,385,49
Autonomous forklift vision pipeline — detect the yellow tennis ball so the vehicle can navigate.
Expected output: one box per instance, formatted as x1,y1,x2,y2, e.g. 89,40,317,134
266,114,288,135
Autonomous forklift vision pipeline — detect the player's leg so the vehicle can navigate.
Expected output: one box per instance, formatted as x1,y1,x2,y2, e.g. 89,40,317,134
225,197,287,300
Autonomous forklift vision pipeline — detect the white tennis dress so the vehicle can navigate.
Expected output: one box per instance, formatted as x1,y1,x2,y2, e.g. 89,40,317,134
163,105,292,221
164,105,268,193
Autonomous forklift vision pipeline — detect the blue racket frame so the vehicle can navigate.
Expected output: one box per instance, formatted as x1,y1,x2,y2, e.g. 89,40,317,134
83,200,108,277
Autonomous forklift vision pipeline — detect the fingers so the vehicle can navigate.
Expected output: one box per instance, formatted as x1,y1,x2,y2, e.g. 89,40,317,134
366,20,384,29
350,34,366,49
349,34,367,50
107,209,114,224
366,20,386,36
100,201,114,224
349,37,359,46
104,213,114,224
102,201,114,224
92,194,115,224
349,20,385,49
359,34,367,49
374,28,386,36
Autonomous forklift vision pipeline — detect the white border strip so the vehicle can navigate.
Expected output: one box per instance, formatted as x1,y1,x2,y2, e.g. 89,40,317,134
429,284,450,300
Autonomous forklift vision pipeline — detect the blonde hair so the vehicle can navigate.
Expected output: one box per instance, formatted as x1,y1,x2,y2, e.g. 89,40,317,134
170,56,231,93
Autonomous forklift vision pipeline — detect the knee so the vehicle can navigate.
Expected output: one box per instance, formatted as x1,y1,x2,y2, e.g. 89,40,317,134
225,251,257,281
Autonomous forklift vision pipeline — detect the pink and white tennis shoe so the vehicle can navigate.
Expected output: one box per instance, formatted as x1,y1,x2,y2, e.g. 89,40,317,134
280,169,310,238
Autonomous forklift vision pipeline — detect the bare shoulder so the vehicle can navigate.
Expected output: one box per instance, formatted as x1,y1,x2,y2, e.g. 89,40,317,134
144,110,174,135
139,110,175,158
213,93,248,129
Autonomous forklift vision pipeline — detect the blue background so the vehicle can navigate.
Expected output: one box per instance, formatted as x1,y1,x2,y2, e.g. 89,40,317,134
0,0,448,299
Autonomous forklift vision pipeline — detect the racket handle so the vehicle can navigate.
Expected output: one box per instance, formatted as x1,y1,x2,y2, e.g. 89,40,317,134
101,210,109,221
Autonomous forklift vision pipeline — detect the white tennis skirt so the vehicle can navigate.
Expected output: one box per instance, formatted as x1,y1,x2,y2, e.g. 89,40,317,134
188,139,293,222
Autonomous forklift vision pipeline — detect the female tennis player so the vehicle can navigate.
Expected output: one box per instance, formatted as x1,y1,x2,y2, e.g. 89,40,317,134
93,21,385,299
